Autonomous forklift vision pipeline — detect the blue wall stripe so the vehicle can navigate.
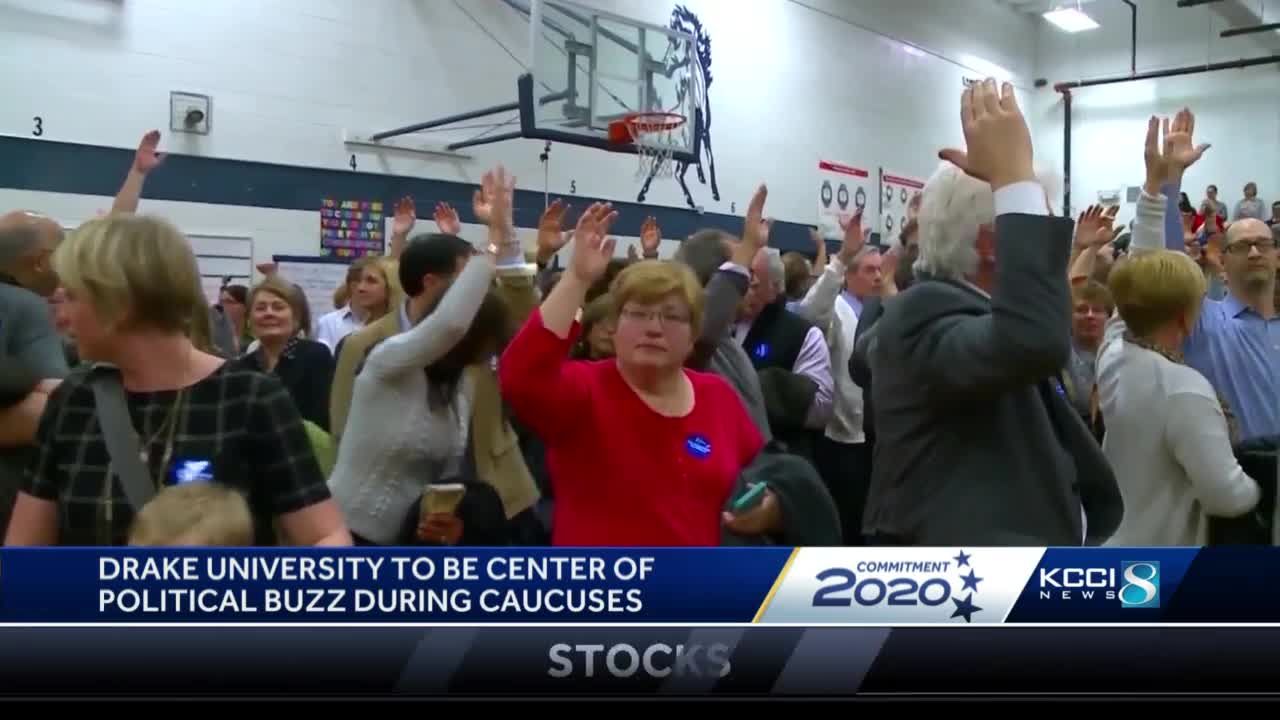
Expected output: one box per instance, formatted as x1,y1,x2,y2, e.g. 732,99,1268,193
0,136,841,254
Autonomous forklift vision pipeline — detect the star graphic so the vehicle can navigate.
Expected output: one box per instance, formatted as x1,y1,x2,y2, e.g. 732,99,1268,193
960,569,983,593
953,550,971,567
951,593,982,623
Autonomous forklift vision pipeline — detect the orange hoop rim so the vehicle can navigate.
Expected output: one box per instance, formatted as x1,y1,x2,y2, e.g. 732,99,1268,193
608,112,687,143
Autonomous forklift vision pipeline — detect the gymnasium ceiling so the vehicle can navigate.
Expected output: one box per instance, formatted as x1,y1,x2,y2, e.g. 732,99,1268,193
995,0,1280,53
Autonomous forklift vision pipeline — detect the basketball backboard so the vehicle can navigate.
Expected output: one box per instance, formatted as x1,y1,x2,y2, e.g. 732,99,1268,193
520,0,701,163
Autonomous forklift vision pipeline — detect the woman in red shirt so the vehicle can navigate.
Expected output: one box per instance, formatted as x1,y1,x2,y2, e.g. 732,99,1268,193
499,203,773,546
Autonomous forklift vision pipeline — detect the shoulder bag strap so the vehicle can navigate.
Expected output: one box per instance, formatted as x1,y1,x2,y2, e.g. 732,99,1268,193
87,363,157,510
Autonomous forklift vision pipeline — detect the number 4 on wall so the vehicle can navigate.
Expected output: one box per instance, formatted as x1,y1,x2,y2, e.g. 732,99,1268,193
349,154,357,171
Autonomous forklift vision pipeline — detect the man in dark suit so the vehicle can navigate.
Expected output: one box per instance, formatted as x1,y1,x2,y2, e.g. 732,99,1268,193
863,79,1122,546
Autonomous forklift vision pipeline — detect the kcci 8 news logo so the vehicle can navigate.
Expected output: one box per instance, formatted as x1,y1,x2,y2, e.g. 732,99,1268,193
1038,560,1160,608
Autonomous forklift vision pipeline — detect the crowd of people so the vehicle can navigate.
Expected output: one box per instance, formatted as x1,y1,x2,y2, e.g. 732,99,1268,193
1,79,1275,548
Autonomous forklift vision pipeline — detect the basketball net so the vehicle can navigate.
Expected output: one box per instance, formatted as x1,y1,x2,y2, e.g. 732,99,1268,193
626,118,679,180
616,113,686,179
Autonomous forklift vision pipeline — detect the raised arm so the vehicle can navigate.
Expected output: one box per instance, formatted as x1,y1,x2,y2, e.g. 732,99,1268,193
111,131,164,214
1068,205,1117,283
911,80,1071,394
795,207,863,328
499,202,618,443
388,196,417,260
1134,110,1210,254
361,167,516,378
698,185,769,351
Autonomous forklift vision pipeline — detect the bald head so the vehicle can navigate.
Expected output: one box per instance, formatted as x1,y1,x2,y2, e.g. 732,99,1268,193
0,210,64,296
1226,218,1270,244
1221,217,1276,296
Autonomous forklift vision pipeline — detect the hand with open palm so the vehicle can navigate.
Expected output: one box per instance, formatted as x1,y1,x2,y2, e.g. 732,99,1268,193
569,202,618,284
838,208,866,265
938,79,1034,190
536,199,571,264
133,130,165,175
1144,108,1210,193
429,201,459,235
392,196,417,236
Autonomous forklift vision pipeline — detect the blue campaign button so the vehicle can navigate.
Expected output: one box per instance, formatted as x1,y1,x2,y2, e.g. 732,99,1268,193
752,343,769,360
169,458,215,485
685,434,712,460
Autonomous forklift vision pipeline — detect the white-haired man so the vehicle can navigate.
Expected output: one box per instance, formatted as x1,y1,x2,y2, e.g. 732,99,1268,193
733,244,833,461
863,79,1122,546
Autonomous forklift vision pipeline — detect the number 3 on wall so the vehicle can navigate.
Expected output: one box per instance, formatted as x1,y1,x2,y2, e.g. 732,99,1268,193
32,116,43,137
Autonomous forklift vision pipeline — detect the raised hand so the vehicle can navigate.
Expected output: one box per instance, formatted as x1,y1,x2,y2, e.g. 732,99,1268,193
724,184,772,269
472,166,515,227
1203,232,1225,274
627,244,641,261
640,216,661,258
536,199,572,263
881,245,900,284
569,202,618,283
133,130,165,175
741,184,771,253
391,196,417,236
1074,205,1118,249
255,262,278,277
478,166,515,229
1164,108,1210,179
938,79,1034,190
838,209,866,264
810,227,824,252
432,201,459,235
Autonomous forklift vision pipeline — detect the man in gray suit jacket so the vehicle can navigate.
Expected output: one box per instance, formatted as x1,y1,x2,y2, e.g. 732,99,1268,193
863,79,1122,546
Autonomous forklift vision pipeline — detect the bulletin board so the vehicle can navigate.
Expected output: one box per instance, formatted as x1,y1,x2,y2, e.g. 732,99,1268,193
817,159,876,241
189,233,254,304
272,255,353,321
878,170,925,242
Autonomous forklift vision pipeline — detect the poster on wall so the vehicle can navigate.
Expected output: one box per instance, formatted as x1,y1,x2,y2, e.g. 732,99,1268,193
320,199,385,258
879,170,926,242
273,255,354,325
817,160,874,241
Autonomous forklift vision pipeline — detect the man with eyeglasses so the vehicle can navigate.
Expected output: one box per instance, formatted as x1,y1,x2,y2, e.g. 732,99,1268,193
1179,217,1279,443
1146,111,1280,444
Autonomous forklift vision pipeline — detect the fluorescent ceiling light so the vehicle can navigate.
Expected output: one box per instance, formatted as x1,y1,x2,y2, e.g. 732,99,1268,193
1043,7,1100,33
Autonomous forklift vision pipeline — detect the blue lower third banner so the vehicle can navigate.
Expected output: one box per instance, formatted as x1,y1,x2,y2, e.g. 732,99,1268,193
0,546,1273,624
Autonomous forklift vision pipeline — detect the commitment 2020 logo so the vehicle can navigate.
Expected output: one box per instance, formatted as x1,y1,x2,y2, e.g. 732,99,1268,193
809,550,984,622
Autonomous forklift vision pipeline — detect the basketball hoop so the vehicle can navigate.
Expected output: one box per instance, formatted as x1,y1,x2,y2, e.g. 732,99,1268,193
609,112,686,179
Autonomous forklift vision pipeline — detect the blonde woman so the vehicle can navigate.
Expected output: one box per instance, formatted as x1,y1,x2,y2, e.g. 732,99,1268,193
1096,112,1259,545
313,256,393,352
4,214,350,546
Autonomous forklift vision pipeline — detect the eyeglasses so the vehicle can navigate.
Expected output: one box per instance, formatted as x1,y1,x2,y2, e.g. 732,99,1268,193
619,307,691,327
1225,239,1276,255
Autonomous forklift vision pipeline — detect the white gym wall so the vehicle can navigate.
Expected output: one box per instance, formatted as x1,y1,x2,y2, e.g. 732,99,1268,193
1,0,1038,268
